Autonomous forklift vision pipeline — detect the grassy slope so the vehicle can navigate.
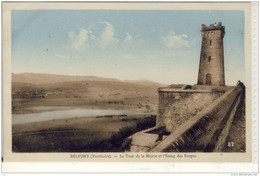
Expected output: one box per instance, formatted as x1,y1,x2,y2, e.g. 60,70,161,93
13,115,156,152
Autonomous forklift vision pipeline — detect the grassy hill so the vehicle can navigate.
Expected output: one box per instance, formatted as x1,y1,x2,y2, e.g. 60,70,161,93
12,73,164,114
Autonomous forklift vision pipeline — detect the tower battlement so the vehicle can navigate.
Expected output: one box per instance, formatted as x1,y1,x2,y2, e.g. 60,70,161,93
201,22,225,33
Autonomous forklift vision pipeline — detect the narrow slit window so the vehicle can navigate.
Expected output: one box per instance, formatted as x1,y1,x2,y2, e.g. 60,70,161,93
208,56,211,62
210,40,212,45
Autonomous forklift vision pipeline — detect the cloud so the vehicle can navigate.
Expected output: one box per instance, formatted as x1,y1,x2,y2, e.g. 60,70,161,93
122,32,144,50
124,32,134,42
66,22,141,51
69,28,90,50
97,22,119,48
161,31,190,48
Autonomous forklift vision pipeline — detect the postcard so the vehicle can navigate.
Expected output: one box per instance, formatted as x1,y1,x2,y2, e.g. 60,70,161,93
2,2,258,173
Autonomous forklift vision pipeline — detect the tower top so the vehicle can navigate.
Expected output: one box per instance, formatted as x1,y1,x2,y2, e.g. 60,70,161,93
201,22,225,33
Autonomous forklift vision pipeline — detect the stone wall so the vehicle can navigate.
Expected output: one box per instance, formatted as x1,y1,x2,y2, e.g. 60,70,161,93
150,86,242,152
157,88,223,132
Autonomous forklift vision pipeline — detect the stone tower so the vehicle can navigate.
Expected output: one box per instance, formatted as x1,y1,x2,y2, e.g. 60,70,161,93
197,22,225,86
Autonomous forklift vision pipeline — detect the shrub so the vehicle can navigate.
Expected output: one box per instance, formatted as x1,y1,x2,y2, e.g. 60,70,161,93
109,116,156,151
88,115,156,152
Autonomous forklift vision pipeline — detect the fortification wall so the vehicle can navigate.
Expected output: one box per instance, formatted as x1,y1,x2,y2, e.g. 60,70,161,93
150,86,242,152
157,89,223,132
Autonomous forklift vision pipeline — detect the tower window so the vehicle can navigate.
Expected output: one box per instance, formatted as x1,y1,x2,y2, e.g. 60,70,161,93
208,56,211,62
210,40,212,45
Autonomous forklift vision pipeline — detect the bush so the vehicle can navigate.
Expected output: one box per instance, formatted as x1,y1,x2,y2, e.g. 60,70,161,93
109,116,156,151
87,116,156,152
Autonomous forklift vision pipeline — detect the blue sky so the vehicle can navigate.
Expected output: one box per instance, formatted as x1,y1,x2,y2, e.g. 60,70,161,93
12,10,245,85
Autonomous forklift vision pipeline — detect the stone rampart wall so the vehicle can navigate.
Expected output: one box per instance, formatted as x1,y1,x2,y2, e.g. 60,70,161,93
150,86,242,152
157,90,223,132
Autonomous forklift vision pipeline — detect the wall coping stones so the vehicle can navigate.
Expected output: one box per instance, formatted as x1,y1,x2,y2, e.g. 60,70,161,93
158,84,234,93
158,88,213,93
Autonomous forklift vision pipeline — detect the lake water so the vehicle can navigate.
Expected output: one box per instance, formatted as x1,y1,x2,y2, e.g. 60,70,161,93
12,108,149,125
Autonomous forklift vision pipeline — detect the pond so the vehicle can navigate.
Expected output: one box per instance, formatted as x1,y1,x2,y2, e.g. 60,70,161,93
12,107,149,125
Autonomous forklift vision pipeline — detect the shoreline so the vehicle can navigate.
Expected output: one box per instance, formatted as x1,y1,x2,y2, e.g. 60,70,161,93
12,105,156,125
12,104,157,115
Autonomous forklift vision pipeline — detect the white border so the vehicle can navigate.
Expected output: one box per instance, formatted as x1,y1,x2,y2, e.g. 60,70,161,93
1,1,259,174
251,1,259,165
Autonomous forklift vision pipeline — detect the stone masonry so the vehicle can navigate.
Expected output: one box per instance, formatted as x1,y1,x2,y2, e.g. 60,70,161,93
197,22,225,86
156,86,224,132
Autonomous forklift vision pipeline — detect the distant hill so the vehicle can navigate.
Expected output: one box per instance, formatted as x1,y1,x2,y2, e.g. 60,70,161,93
12,73,165,87
12,73,120,85
123,79,164,86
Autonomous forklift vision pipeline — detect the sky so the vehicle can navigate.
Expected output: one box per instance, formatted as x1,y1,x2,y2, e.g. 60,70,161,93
12,10,245,85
